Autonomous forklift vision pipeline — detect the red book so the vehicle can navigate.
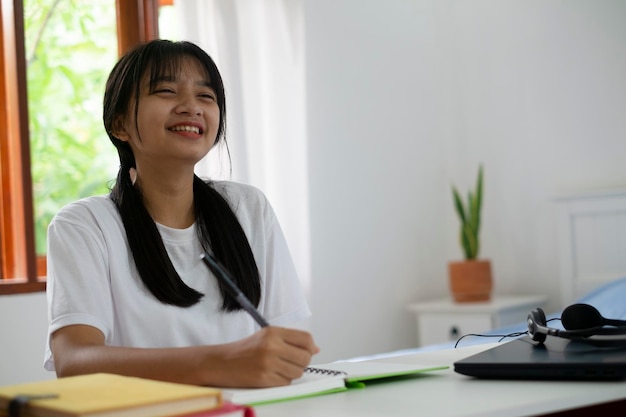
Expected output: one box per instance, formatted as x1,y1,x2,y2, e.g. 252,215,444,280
181,401,255,417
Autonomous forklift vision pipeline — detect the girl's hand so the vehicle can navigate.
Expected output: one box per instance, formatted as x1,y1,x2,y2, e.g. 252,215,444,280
204,327,320,388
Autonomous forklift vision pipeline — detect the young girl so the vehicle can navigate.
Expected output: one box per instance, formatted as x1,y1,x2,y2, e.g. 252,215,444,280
44,39,318,388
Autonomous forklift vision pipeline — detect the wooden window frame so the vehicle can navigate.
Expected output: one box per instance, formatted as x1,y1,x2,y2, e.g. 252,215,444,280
0,0,160,295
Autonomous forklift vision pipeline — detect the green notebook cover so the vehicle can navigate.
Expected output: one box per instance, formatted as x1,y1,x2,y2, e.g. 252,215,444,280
220,361,448,405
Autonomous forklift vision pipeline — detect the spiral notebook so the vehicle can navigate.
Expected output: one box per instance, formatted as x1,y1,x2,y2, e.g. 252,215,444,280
219,361,448,405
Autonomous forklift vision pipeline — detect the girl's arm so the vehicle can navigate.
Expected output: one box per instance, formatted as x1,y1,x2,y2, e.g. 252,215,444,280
51,324,319,388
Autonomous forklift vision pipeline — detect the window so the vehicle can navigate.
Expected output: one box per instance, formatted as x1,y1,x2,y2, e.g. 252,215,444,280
0,0,162,294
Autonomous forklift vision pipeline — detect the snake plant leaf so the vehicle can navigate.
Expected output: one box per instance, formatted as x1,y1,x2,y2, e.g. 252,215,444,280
473,165,483,235
463,223,478,259
452,186,466,225
460,229,471,259
451,165,484,260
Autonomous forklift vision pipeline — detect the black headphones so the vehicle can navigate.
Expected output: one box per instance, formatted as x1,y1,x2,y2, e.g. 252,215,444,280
527,303,626,345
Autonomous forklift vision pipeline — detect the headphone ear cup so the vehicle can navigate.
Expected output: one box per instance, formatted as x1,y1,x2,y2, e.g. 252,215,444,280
561,303,603,331
528,308,547,342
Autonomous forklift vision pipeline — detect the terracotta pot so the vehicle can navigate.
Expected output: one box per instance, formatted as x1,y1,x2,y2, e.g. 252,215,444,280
448,259,493,303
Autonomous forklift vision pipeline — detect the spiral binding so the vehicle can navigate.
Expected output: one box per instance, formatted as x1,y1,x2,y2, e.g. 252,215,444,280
305,366,347,377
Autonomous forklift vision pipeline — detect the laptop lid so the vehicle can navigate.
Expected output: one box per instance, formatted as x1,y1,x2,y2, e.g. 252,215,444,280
454,335,626,380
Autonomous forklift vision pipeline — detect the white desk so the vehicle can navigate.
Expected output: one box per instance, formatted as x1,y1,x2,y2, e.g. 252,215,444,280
254,342,626,417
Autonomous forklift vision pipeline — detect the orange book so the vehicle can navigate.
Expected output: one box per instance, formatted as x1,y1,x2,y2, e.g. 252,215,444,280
0,373,222,417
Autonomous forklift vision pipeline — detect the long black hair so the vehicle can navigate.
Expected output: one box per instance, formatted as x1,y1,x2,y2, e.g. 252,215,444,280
103,39,260,310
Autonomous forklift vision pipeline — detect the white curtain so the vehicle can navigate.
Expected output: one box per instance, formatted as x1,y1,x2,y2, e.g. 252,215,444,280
171,0,311,292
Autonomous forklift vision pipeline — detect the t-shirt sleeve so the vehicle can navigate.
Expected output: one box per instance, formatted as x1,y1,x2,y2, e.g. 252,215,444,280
44,202,115,371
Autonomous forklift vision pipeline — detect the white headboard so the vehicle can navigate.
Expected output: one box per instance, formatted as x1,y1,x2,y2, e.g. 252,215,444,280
556,189,626,306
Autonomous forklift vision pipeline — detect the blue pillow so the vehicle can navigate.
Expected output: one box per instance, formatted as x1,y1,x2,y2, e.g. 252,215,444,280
576,276,626,320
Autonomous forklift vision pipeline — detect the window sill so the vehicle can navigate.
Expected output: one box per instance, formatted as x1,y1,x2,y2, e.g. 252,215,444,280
0,279,47,295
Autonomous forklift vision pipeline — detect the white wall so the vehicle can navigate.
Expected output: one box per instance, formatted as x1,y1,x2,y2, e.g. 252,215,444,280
2,0,626,383
0,292,53,385
304,0,626,362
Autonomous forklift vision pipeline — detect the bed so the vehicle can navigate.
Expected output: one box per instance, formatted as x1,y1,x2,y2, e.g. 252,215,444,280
373,189,626,358
555,188,626,306
470,189,626,346
480,189,626,345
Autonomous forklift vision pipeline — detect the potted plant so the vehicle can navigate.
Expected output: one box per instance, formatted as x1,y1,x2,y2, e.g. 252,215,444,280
448,165,493,302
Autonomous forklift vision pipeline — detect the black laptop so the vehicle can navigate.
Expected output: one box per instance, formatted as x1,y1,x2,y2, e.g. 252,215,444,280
454,335,626,380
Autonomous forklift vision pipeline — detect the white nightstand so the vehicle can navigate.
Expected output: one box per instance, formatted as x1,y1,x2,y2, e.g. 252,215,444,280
407,295,547,346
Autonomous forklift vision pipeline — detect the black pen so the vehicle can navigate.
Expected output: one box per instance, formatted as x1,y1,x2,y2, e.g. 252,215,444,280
200,252,270,328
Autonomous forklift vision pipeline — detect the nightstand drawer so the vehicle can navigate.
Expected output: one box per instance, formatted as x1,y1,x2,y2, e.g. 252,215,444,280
417,313,492,346
408,295,546,347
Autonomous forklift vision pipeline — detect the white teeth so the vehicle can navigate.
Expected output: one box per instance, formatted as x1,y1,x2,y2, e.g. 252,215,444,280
169,125,200,134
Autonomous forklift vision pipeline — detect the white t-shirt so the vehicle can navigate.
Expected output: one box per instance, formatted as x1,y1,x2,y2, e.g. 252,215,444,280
44,181,310,371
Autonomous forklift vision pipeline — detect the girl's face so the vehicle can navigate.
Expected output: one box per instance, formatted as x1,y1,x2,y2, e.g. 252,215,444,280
116,57,221,172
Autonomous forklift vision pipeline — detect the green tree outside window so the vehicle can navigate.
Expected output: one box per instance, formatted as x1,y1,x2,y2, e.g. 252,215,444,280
24,0,118,254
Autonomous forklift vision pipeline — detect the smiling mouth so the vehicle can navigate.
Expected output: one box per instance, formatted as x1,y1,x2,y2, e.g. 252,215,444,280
168,125,203,135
